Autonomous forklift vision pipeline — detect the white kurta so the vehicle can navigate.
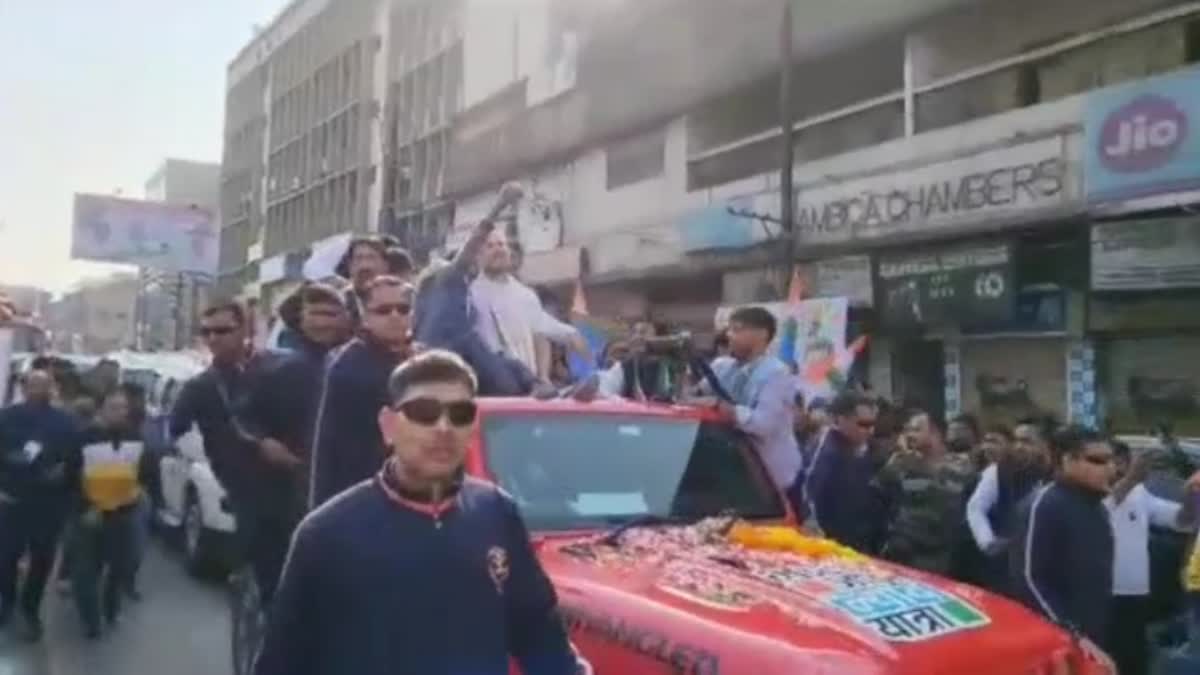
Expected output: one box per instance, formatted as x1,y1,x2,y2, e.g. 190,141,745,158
469,275,577,373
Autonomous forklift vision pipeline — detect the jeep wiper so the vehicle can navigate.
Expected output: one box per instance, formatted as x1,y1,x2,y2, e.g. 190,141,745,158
599,514,693,546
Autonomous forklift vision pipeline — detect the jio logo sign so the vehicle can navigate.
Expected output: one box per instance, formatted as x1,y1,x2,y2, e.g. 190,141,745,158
1098,94,1188,173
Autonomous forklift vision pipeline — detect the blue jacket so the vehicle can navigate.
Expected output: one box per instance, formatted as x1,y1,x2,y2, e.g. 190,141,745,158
803,428,887,554
0,401,80,503
308,337,403,509
1009,481,1113,645
254,468,579,675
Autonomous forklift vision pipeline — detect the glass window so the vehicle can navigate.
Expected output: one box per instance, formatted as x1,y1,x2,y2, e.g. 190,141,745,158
482,413,784,531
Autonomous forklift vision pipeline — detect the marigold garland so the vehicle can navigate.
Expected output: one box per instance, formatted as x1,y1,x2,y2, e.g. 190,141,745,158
727,522,867,562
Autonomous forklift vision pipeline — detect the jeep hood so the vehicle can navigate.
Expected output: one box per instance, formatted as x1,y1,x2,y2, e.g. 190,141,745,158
538,524,1088,674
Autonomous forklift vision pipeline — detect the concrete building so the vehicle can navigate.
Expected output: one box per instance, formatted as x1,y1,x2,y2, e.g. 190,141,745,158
434,0,1200,431
46,274,139,354
138,158,221,350
218,0,390,309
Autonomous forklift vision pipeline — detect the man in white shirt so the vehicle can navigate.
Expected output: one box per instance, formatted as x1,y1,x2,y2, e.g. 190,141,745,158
1105,440,1198,675
469,229,587,377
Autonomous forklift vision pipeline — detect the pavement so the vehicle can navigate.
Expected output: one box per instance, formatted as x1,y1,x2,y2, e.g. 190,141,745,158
0,540,231,675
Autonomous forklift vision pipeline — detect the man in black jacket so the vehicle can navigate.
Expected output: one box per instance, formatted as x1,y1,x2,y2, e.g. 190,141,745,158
169,301,261,563
309,276,412,509
1010,426,1116,649
236,283,350,603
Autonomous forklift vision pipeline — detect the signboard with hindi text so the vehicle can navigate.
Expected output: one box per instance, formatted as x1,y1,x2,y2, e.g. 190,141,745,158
877,242,1015,326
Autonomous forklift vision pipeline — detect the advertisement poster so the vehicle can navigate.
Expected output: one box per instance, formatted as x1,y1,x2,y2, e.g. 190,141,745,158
71,194,218,275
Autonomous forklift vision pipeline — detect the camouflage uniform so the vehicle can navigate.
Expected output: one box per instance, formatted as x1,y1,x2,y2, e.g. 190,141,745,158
872,450,977,576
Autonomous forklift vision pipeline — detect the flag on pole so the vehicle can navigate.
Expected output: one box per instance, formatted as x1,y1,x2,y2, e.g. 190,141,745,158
786,265,807,305
567,279,604,380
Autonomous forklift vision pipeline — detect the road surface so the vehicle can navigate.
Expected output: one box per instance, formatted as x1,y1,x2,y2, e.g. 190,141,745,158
0,541,230,675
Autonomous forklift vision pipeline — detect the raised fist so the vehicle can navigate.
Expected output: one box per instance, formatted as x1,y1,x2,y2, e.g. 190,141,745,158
498,181,525,205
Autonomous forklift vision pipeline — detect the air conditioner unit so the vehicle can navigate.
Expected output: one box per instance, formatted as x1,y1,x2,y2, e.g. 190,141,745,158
291,176,301,190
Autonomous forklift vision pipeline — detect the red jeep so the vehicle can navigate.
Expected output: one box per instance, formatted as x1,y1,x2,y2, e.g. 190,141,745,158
467,397,1115,675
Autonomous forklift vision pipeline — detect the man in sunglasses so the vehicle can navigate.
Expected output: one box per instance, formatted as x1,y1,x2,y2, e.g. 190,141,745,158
801,390,887,553
170,302,259,536
255,350,581,675
1010,426,1116,651
308,275,414,510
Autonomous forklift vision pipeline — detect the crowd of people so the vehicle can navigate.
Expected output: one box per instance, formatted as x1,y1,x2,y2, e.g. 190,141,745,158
4,181,1200,675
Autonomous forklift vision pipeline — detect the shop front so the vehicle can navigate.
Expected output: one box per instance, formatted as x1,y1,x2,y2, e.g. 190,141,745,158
1088,217,1200,436
788,128,1085,420
1083,66,1200,435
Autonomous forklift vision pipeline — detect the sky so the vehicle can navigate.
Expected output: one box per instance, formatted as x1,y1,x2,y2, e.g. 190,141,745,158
0,0,288,293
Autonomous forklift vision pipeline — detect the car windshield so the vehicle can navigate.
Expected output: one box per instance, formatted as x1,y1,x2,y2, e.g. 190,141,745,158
482,412,786,531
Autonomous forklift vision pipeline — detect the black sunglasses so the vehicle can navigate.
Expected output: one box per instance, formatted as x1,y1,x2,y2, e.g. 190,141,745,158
368,303,411,317
199,326,236,337
394,398,477,427
1082,454,1114,466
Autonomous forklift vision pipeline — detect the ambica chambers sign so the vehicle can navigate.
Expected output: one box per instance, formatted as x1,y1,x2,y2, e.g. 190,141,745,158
1085,65,1200,204
793,137,1073,246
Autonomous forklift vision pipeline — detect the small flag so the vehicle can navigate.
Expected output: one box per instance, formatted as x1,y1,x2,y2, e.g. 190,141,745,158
786,266,807,305
571,278,589,316
803,335,869,384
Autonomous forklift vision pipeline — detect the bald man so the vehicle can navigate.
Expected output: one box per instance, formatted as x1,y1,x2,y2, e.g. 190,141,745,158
0,370,82,641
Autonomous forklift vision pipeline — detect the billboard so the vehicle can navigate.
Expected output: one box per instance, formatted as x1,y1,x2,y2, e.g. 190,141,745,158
71,194,218,275
1084,65,1200,204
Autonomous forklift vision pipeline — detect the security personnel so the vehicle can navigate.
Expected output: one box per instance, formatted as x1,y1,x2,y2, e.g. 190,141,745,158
0,370,79,641
1010,426,1115,648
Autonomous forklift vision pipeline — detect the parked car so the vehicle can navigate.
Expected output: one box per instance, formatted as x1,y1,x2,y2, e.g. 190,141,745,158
156,418,238,576
231,397,1113,675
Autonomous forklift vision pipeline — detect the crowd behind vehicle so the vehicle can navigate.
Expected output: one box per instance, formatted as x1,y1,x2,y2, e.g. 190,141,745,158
3,184,1200,674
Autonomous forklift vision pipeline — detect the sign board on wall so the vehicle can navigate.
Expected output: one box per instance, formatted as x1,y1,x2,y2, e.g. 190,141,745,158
794,137,1073,247
71,194,218,275
1091,217,1200,290
795,255,874,307
877,242,1015,326
1084,65,1200,204
678,192,776,252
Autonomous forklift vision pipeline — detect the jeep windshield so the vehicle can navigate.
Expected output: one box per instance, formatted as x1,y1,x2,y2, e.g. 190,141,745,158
482,412,787,531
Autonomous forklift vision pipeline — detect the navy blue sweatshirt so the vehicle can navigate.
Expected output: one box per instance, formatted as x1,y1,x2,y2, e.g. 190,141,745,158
803,428,887,554
254,466,578,675
0,401,80,504
308,337,404,509
1009,481,1114,645
236,342,333,515
170,363,260,500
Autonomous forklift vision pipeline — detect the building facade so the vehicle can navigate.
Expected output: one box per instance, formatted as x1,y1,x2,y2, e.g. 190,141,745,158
46,274,139,355
218,0,390,310
435,0,1200,432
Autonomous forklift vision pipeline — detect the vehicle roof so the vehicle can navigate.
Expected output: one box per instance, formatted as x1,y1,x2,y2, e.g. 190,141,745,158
475,396,724,421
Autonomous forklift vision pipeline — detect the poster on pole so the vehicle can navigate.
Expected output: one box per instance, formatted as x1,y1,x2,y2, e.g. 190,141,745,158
714,297,849,377
71,194,218,275
0,327,14,406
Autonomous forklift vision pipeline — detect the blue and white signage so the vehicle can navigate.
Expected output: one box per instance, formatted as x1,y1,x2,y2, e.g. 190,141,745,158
1085,65,1200,204
677,192,777,253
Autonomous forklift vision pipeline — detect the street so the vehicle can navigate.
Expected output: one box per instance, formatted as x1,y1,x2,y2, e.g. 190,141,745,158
0,541,230,675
